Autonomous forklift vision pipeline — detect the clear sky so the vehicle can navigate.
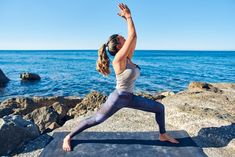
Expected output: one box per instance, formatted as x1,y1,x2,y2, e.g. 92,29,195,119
0,0,234,50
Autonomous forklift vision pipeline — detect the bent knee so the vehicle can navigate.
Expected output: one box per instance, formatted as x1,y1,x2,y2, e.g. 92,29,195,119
156,101,165,112
94,114,106,124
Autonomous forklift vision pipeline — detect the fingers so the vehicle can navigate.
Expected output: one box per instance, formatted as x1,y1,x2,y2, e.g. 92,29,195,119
118,3,124,10
118,3,128,10
117,13,123,17
125,4,130,11
117,3,130,19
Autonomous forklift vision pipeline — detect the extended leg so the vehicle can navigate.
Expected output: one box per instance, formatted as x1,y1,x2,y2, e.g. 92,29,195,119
67,90,123,138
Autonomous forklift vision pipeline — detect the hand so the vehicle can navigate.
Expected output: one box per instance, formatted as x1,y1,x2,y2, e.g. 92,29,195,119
117,3,131,20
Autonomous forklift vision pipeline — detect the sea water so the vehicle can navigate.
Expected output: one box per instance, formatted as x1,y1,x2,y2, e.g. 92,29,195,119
0,50,234,101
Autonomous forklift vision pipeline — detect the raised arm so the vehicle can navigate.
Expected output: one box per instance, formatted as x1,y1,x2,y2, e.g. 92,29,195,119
114,3,137,62
127,36,137,59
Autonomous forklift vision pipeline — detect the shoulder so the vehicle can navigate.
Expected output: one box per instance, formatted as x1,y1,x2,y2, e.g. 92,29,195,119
113,57,128,65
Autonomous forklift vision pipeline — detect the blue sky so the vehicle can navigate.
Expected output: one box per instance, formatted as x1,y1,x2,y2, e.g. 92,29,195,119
0,0,234,50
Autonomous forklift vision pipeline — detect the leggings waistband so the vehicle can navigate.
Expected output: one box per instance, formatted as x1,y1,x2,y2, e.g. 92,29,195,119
114,89,133,95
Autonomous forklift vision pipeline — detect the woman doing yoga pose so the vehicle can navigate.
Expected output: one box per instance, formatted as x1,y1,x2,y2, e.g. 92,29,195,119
63,3,179,152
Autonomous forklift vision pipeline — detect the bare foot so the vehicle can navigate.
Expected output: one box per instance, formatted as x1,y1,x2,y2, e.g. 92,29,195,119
159,133,179,144
62,135,72,152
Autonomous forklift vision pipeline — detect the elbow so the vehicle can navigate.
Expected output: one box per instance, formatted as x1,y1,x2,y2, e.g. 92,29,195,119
133,32,137,39
130,32,137,39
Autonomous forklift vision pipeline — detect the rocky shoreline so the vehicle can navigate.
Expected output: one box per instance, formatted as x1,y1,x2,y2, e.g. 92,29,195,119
0,82,234,157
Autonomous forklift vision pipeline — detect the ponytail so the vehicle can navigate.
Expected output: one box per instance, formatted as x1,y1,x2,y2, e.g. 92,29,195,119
96,44,110,76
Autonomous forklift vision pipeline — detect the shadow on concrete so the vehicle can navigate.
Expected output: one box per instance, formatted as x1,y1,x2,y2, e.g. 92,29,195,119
192,123,235,148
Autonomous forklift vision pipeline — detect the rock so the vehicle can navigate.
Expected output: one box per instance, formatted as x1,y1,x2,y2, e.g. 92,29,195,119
0,96,82,136
20,72,41,81
136,92,157,100
135,91,174,100
24,106,59,134
47,122,60,131
188,82,222,93
211,83,235,92
159,91,175,97
0,69,10,87
68,91,107,117
0,96,81,118
51,102,70,125
0,115,40,156
0,97,38,118
32,96,82,109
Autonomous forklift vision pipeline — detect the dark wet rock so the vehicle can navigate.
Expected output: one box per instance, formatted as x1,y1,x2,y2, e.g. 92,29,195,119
0,69,10,87
68,91,107,117
20,72,41,81
0,115,40,156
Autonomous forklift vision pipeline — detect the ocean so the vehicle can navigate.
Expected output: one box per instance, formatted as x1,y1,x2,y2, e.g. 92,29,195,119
0,50,235,101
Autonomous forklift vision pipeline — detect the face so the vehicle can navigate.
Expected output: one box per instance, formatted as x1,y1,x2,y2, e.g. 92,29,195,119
116,35,126,50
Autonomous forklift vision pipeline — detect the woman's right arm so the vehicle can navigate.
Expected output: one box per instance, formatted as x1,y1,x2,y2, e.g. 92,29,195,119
114,3,137,62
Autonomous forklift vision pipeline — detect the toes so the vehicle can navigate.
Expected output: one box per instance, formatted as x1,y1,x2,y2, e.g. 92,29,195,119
174,140,180,143
169,138,179,143
63,146,71,152
63,145,69,152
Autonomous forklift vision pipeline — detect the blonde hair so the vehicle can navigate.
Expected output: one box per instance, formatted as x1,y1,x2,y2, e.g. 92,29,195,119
96,34,119,76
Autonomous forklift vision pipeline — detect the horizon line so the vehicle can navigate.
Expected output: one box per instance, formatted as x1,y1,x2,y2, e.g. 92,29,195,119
0,49,235,51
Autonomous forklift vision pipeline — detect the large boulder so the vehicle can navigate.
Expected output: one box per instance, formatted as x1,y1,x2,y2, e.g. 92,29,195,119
20,72,41,81
68,91,107,117
0,115,40,156
0,69,10,87
0,96,82,135
24,106,60,134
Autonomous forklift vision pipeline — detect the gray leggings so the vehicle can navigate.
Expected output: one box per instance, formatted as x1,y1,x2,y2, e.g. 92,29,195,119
68,89,166,138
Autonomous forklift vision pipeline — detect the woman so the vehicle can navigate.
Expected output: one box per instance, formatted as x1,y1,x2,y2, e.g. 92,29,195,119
63,3,179,152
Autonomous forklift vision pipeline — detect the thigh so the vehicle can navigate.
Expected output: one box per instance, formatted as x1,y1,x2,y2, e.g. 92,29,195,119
127,95,164,113
97,90,133,115
96,90,120,116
